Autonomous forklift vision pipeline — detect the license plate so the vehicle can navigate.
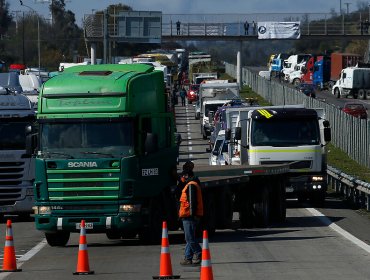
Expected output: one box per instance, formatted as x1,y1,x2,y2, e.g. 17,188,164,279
286,187,294,193
76,222,93,229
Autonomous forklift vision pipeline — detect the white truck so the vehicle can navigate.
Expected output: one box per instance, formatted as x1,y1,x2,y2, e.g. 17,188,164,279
288,61,306,86
282,54,312,82
332,67,370,100
192,72,218,85
0,87,36,218
223,105,331,204
198,82,240,139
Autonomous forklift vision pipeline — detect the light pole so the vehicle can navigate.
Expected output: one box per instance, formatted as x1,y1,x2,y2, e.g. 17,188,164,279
20,0,41,78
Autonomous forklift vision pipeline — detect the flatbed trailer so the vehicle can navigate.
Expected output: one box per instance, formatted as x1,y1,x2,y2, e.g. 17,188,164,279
185,164,290,232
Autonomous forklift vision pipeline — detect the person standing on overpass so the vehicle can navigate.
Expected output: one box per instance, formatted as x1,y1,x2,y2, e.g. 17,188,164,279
176,20,181,35
244,20,249,35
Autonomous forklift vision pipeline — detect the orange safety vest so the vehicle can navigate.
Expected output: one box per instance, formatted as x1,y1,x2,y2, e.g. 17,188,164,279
179,180,203,218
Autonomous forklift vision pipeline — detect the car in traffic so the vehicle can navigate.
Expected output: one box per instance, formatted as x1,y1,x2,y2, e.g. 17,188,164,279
341,102,368,119
296,83,316,98
186,84,199,104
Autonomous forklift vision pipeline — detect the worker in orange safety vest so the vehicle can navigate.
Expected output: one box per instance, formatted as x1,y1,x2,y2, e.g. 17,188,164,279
179,168,203,266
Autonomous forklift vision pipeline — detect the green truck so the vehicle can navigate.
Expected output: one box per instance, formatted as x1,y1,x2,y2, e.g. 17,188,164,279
30,63,290,247
31,64,179,246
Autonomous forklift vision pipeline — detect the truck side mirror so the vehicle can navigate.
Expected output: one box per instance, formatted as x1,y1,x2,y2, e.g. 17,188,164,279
234,127,241,140
25,125,38,156
144,133,158,154
324,127,331,142
225,129,231,141
323,120,330,128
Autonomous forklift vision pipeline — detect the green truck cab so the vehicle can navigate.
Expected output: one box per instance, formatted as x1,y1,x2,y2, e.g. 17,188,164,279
31,64,179,246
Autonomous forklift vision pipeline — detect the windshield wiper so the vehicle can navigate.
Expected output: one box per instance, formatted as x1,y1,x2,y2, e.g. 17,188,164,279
42,151,74,159
80,151,114,158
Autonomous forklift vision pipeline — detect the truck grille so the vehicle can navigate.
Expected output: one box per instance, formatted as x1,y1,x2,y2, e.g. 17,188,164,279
0,162,25,186
46,168,120,201
0,161,25,205
260,160,312,169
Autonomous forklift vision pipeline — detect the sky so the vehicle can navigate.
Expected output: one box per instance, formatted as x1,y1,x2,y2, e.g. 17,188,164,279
8,0,346,27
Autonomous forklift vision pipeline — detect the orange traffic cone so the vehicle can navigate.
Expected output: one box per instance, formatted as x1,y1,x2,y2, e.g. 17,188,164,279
152,221,180,279
0,220,21,272
73,220,94,275
200,230,213,280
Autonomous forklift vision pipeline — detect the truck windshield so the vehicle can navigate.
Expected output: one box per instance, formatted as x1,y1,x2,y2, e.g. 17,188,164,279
0,120,30,150
205,104,222,116
40,119,134,158
251,118,320,147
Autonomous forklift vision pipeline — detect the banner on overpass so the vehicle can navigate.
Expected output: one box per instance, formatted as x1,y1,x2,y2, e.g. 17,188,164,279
257,22,300,39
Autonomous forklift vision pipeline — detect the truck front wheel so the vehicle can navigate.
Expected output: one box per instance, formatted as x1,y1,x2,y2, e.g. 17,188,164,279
293,78,300,87
139,198,163,244
334,88,340,98
45,231,70,247
359,89,366,100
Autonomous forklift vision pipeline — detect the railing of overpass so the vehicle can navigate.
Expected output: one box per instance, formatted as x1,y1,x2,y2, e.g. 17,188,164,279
84,12,370,39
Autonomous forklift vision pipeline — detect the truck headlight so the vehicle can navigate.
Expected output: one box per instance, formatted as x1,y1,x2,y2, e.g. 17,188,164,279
312,176,324,181
36,206,51,215
119,204,141,213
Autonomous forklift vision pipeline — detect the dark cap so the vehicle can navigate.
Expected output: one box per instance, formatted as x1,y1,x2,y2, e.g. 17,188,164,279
182,160,194,172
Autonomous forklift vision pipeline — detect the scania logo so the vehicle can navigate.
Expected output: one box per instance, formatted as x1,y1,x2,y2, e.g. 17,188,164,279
68,162,98,168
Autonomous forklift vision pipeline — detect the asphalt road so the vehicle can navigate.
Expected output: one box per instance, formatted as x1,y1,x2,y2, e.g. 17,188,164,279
1,102,370,279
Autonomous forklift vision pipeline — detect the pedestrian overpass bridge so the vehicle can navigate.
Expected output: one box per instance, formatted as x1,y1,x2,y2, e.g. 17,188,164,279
84,12,370,42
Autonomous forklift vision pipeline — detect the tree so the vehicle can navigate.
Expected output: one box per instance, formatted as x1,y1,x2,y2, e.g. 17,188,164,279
0,0,12,37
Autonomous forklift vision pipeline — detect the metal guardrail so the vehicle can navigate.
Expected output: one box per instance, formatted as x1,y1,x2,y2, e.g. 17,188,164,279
327,165,370,210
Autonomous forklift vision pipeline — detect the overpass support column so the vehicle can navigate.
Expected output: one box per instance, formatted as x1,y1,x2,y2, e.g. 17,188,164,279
91,43,97,65
237,41,242,89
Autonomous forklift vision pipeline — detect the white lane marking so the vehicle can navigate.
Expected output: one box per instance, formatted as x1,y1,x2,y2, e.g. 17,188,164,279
18,239,47,262
189,147,193,151
189,142,192,145
306,208,370,254
0,239,48,279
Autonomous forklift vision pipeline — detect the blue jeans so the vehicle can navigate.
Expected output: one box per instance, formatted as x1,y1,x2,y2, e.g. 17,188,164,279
182,217,202,260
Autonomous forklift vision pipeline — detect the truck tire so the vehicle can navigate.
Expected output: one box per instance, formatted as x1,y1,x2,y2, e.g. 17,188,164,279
270,180,286,223
239,194,253,228
202,193,216,236
139,198,163,245
358,89,366,99
217,189,233,229
310,191,326,207
366,89,370,100
293,78,300,87
106,230,121,240
45,231,70,247
334,88,340,99
253,186,270,227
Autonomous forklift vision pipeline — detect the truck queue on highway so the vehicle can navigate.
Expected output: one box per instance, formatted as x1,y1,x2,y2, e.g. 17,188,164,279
1,46,369,250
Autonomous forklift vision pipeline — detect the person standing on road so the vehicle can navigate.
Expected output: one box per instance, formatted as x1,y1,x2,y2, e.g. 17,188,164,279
179,168,203,266
180,87,186,106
